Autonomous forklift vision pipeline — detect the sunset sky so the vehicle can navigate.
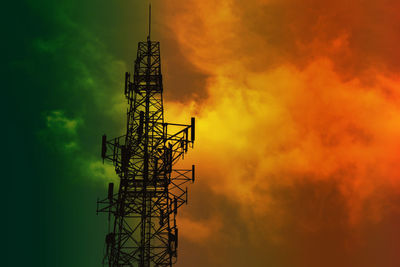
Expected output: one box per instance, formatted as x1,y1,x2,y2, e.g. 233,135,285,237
5,0,400,266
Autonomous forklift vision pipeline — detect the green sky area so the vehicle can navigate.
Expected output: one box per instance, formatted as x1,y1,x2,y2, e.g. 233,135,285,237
4,1,154,266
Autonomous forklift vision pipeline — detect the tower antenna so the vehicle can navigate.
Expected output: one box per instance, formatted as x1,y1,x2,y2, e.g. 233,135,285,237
148,4,151,40
97,6,196,266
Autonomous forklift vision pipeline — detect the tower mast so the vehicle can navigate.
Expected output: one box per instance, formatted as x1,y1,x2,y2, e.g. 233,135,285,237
97,7,195,266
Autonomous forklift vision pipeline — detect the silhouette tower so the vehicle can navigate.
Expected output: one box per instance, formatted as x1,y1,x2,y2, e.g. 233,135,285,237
97,6,195,266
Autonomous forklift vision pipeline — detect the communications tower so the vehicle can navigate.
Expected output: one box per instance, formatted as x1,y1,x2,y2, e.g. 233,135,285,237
97,7,196,266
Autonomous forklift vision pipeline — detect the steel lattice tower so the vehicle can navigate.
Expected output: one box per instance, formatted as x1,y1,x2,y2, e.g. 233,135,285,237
97,11,195,266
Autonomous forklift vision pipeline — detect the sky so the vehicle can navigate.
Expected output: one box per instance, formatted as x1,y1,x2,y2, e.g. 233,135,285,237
4,0,400,266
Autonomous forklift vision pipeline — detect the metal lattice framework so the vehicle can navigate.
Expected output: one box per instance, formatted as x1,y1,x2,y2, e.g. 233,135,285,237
97,35,195,267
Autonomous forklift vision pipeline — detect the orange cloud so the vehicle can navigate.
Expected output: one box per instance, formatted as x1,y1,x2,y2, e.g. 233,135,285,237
158,0,400,266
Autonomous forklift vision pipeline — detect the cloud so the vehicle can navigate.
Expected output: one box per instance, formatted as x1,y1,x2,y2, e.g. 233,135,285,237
32,17,128,122
86,160,119,185
30,9,132,187
45,110,81,134
161,0,400,97
179,215,222,244
159,1,400,266
39,110,83,152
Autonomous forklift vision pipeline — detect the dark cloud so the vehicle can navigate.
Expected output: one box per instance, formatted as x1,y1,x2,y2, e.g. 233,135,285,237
177,175,400,267
231,0,400,79
160,33,210,103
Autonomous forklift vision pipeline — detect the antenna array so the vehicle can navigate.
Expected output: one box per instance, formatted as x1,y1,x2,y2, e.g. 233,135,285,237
97,12,196,266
